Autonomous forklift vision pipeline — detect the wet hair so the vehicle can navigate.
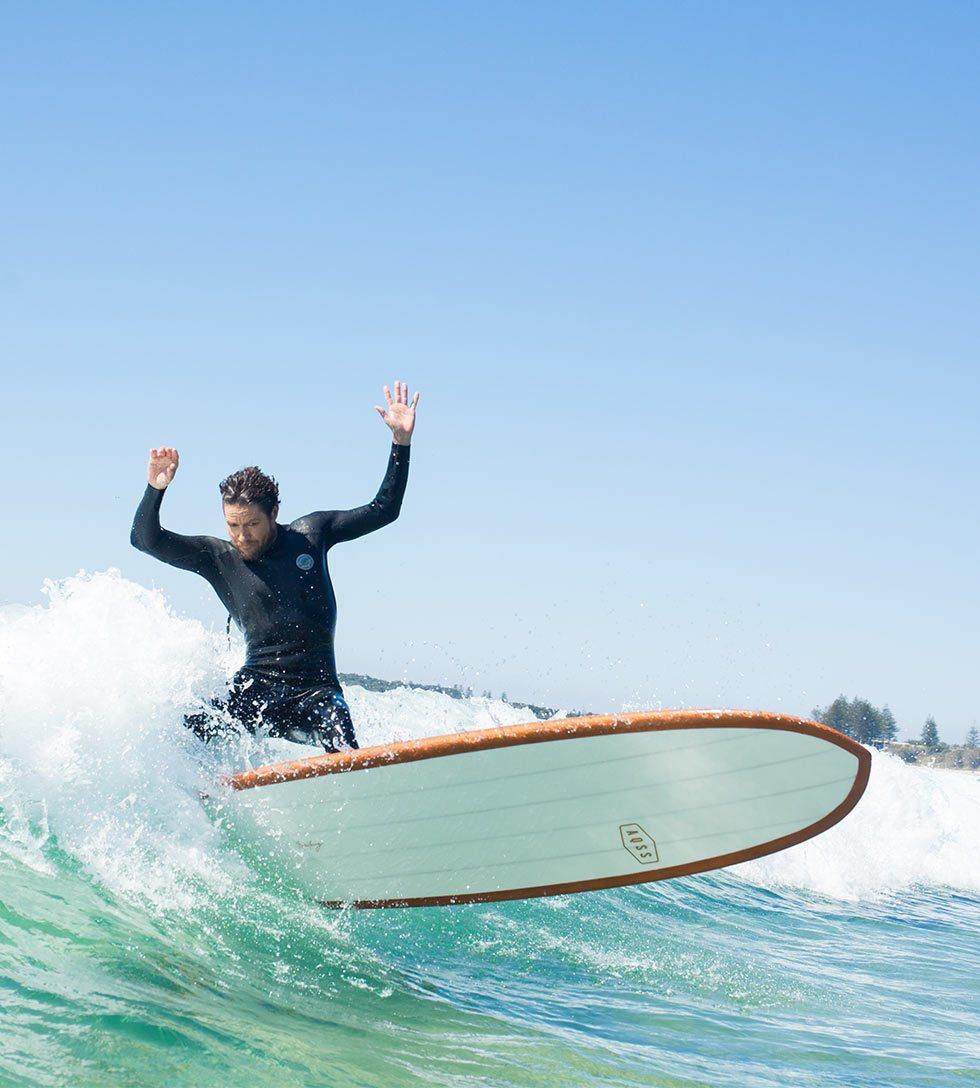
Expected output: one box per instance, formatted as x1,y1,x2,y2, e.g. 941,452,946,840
219,466,280,515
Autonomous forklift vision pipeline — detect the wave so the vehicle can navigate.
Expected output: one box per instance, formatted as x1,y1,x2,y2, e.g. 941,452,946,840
1,570,977,911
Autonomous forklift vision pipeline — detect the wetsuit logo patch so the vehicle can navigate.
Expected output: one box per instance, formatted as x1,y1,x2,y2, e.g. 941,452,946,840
296,553,315,571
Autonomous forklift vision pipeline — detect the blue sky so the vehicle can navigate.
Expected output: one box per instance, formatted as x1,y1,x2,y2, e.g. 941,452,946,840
1,3,977,739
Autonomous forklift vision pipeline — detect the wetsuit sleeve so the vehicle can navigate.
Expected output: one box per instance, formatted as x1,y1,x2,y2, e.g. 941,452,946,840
314,442,411,546
130,484,220,576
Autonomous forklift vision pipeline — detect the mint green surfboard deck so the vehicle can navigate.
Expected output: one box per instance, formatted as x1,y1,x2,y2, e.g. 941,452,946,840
219,710,870,908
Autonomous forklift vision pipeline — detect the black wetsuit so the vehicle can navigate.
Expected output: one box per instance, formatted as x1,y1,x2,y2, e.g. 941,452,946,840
131,442,410,750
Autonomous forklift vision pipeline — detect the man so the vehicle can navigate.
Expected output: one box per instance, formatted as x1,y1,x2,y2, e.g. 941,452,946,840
131,380,419,751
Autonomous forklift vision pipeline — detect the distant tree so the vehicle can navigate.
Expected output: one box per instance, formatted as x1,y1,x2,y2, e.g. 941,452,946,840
812,695,898,748
814,695,851,735
878,706,898,745
920,717,941,752
967,726,979,748
850,699,880,745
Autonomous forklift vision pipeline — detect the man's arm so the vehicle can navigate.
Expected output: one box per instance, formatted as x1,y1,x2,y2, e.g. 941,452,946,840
130,446,219,576
312,381,419,546
317,441,411,545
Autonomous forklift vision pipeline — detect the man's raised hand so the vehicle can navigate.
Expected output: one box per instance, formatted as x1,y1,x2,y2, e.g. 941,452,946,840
374,380,420,446
147,447,180,490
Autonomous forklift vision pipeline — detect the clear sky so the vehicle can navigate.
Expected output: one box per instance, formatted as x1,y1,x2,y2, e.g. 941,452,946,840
1,3,977,740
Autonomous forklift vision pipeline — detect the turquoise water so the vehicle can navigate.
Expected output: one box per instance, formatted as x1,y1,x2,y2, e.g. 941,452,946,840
1,574,977,1087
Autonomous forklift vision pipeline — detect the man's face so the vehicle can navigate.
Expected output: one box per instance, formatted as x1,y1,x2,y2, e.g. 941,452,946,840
223,502,279,560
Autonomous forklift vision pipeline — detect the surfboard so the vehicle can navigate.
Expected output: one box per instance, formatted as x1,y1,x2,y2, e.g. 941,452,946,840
217,709,870,908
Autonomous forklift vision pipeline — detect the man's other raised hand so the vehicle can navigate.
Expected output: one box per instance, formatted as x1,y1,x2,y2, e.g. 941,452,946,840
147,447,180,490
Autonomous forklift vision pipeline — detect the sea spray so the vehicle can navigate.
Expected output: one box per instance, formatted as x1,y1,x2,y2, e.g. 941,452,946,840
0,571,234,907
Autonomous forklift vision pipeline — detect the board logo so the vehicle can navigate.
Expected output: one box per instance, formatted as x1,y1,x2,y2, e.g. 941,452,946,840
620,823,659,865
296,553,315,571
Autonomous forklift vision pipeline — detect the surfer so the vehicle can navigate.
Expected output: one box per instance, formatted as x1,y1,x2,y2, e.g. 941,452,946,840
130,381,419,751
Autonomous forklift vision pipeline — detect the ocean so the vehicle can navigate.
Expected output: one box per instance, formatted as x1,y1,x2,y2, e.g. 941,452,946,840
1,572,976,1088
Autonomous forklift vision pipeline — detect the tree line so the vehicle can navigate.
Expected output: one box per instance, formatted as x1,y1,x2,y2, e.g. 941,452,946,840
812,695,978,752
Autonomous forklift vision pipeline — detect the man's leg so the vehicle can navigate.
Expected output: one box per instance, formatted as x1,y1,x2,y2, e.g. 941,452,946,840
276,687,359,752
316,689,359,752
183,670,270,742
183,698,230,742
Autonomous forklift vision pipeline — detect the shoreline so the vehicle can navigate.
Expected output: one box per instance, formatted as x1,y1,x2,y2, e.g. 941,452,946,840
340,672,980,775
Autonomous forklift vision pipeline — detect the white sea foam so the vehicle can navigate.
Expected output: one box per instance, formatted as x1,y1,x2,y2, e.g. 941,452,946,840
0,572,236,906
0,571,976,908
735,747,979,900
